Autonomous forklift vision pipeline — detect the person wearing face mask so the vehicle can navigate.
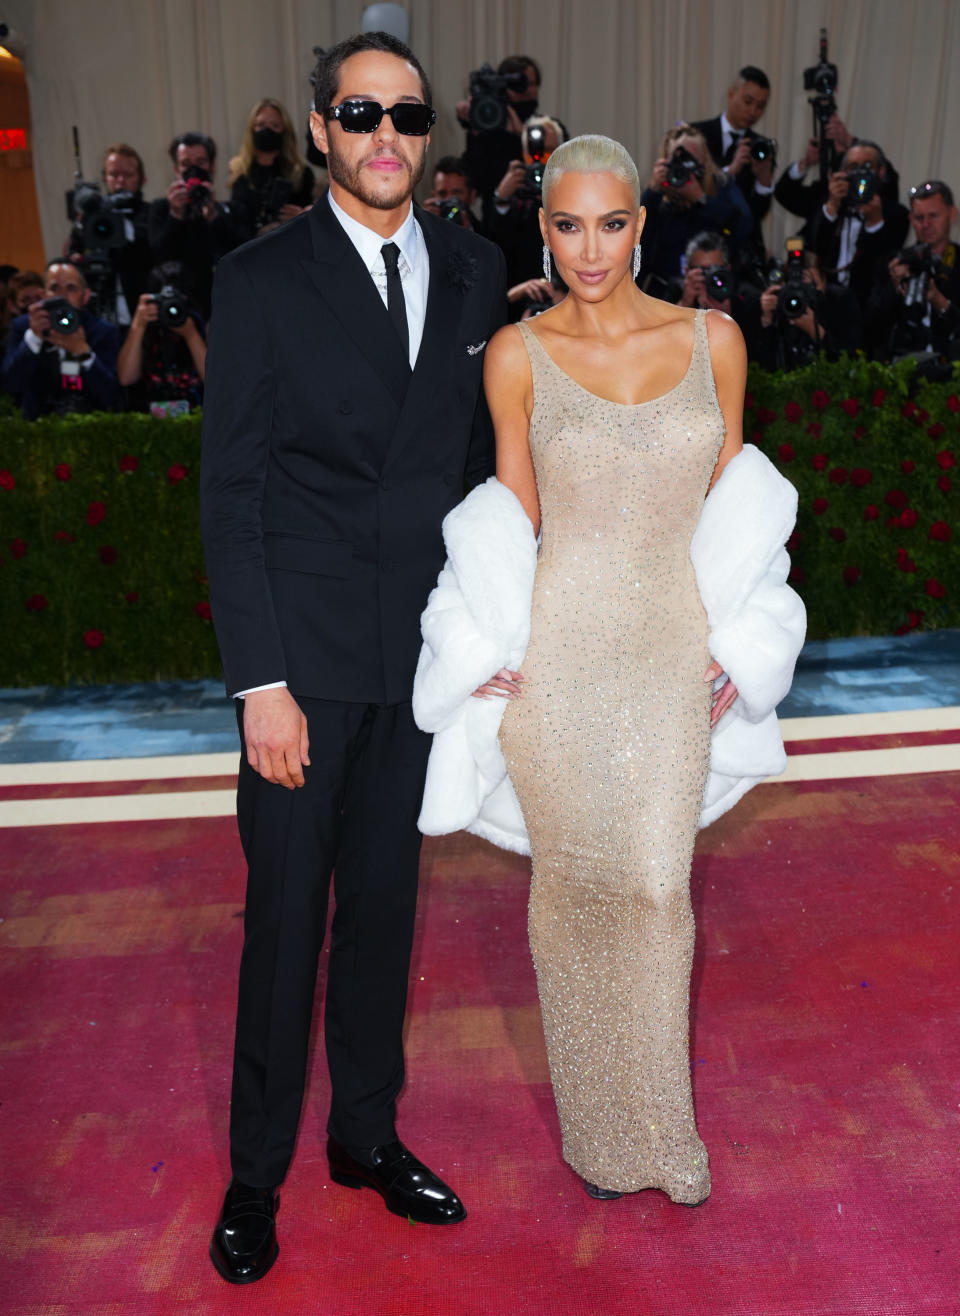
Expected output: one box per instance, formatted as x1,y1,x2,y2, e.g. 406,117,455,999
228,98,316,236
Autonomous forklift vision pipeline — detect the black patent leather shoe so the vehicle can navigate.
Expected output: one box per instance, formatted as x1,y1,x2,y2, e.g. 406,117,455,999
327,1137,467,1224
209,1179,279,1284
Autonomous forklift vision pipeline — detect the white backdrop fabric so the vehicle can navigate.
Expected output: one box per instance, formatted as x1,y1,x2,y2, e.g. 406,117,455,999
7,0,960,265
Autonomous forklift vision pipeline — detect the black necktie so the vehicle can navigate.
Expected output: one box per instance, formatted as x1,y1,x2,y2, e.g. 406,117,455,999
381,242,409,362
723,131,742,166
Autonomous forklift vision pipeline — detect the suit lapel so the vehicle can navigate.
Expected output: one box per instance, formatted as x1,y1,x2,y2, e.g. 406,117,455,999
299,193,411,410
382,212,466,472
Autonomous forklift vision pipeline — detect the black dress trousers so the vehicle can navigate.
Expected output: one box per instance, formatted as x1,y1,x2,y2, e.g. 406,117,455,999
229,695,432,1188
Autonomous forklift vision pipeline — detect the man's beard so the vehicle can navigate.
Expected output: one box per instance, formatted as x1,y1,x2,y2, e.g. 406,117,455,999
325,138,427,210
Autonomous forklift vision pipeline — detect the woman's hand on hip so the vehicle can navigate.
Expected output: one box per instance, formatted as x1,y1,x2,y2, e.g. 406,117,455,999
471,668,524,700
704,659,739,727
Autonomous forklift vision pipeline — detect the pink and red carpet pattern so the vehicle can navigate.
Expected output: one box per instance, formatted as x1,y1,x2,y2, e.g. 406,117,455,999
2,755,959,1314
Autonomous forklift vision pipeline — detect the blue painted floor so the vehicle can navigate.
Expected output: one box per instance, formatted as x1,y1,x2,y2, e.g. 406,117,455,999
1,630,959,764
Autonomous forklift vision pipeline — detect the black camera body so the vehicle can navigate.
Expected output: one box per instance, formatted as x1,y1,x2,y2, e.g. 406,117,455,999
468,63,526,133
843,165,879,212
666,146,705,191
749,135,777,166
149,285,191,329
181,164,213,220
40,297,80,336
702,265,736,301
69,180,132,251
898,242,942,322
263,176,293,224
772,239,815,323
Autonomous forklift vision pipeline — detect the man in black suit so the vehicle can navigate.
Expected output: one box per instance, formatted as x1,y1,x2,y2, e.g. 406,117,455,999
200,32,506,1285
693,65,774,260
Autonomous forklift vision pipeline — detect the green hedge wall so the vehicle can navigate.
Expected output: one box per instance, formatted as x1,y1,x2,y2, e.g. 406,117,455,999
1,355,958,686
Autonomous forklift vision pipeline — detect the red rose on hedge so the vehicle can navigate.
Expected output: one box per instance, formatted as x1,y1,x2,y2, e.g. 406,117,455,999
778,443,795,462
812,497,829,515
828,526,846,542
812,453,828,471
84,629,104,648
936,450,956,469
843,566,860,585
744,391,754,409
901,459,915,474
915,408,929,425
871,388,886,407
902,401,917,419
811,389,829,411
853,425,866,439
840,398,860,418
850,468,872,486
119,455,138,474
897,549,916,573
0,469,15,491
784,401,803,423
885,489,908,509
828,466,848,485
55,463,71,481
864,504,879,520
925,578,946,599
946,395,959,413
929,521,950,542
751,430,764,444
927,423,946,439
25,594,48,611
11,539,27,558
194,600,212,621
789,566,805,583
805,421,823,438
99,545,117,565
756,406,777,425
125,592,140,604
938,475,951,492
54,530,76,543
86,501,106,526
895,610,924,635
787,532,801,550
167,463,187,483
899,509,918,528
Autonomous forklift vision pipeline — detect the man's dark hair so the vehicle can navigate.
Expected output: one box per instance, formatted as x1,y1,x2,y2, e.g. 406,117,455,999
685,230,730,264
497,54,541,86
168,131,217,166
909,179,955,208
433,155,474,186
0,263,18,284
312,31,432,115
845,138,888,172
738,65,770,90
147,260,195,296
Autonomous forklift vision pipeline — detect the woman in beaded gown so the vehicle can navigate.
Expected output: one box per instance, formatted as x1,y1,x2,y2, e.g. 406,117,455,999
477,136,746,1203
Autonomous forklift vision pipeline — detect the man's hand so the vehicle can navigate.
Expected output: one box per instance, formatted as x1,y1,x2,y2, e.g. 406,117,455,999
495,160,525,202
50,325,90,356
751,154,775,187
726,137,753,177
793,305,821,341
929,282,951,315
131,293,160,333
167,179,189,220
858,192,884,227
889,255,909,293
825,171,848,219
760,285,779,328
801,137,821,171
825,113,852,151
243,687,311,789
279,203,307,222
678,267,706,307
27,303,52,338
508,276,559,306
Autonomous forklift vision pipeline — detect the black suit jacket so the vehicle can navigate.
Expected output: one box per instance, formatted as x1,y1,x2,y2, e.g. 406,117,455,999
692,115,771,236
200,193,507,704
809,198,910,308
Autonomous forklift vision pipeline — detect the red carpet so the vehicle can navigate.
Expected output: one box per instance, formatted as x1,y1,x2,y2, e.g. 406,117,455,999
2,771,958,1314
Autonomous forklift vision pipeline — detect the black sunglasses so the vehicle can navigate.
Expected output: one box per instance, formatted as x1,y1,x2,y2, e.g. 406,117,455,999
324,100,436,136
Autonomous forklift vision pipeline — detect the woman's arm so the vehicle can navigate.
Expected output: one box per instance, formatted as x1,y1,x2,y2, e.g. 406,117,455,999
117,294,158,386
483,323,539,534
704,309,746,491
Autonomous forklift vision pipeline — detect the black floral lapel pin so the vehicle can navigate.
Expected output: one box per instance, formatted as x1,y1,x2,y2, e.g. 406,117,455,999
443,248,479,294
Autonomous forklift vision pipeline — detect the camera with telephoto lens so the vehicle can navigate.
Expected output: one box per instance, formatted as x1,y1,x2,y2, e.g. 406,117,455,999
468,63,527,133
666,146,705,190
774,237,815,322
702,265,736,301
749,135,777,166
897,243,944,322
148,285,190,329
70,181,136,250
181,164,212,219
39,297,80,336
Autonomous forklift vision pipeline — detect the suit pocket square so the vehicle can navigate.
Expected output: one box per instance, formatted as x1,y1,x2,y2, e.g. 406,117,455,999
466,340,487,356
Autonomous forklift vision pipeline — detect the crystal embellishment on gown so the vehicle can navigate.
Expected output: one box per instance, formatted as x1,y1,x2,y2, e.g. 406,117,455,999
499,309,724,1201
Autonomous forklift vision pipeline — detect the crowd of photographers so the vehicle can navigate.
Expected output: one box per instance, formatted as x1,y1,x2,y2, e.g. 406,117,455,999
2,47,958,421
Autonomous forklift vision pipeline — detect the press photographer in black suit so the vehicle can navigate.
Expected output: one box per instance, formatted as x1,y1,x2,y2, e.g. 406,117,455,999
692,65,775,258
201,31,507,1285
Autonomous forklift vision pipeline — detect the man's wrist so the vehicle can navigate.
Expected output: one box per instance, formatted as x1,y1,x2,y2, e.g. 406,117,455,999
234,680,288,700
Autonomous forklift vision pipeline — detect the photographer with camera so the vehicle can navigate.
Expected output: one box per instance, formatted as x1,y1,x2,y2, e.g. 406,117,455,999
148,132,250,319
486,115,566,289
866,180,960,365
2,259,119,418
692,66,777,257
673,231,762,345
809,139,909,309
420,155,488,235
1,269,43,367
639,124,753,289
117,261,206,414
456,54,544,208
753,242,862,371
228,99,315,236
66,143,152,332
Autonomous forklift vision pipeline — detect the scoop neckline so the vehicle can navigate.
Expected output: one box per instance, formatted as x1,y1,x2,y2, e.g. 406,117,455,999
522,311,701,409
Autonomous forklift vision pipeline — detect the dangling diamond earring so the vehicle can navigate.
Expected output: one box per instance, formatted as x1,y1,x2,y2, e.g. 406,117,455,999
542,244,552,282
632,242,642,280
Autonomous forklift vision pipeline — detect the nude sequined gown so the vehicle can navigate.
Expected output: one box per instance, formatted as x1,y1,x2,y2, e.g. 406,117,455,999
499,309,724,1200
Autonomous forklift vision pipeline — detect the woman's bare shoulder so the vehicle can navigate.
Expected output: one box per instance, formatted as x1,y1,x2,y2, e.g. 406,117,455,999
484,322,533,393
703,307,747,370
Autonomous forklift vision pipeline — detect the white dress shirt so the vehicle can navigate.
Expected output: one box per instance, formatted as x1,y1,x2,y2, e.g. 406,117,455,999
235,192,431,698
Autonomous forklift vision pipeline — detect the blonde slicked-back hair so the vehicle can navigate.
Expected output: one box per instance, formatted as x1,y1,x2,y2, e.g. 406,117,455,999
541,134,641,211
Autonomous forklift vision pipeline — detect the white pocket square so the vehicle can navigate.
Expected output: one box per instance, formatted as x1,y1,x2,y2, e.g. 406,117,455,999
466,340,487,356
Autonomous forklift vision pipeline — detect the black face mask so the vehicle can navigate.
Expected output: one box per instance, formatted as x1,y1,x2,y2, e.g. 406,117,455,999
252,127,283,153
513,98,538,124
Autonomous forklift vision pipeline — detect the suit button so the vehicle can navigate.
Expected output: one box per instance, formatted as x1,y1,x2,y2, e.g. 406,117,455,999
380,476,392,492
443,472,456,486
338,400,353,415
